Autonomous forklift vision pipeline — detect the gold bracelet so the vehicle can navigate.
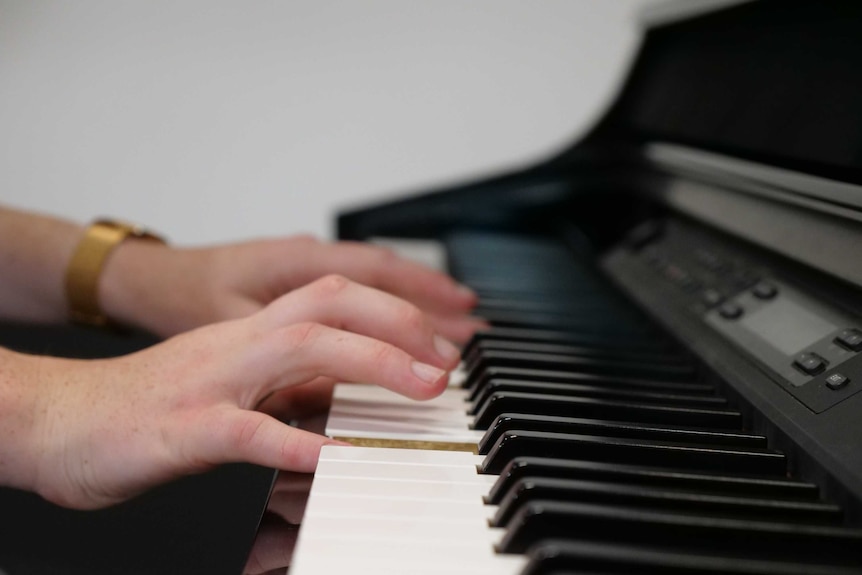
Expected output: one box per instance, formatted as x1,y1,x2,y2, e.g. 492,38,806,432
65,219,166,327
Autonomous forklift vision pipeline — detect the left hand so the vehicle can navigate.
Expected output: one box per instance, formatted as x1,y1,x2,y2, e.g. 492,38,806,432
99,235,484,341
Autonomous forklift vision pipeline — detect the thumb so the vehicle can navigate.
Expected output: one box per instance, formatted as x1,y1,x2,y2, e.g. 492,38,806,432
198,409,342,472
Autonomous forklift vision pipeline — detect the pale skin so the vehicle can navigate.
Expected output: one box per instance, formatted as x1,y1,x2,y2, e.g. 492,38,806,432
0,205,484,510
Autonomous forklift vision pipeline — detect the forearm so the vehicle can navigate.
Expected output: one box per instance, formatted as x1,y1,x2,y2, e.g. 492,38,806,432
0,206,84,324
0,205,187,334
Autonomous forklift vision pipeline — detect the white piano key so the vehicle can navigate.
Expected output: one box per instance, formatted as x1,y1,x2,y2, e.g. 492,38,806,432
318,445,482,465
309,475,493,501
290,446,517,575
313,459,495,484
325,384,482,444
304,490,499,522
292,537,526,575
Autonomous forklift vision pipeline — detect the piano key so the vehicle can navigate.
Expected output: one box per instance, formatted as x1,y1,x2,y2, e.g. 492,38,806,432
485,457,822,505
521,539,862,575
467,380,727,415
479,430,787,475
477,413,768,455
490,476,843,527
325,384,482,449
496,500,862,561
462,338,690,366
471,391,742,431
464,326,675,352
464,350,697,383
289,446,527,575
465,366,714,399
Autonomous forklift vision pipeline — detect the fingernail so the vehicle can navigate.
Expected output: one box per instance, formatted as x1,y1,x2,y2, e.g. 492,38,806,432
457,284,477,299
411,360,446,384
434,334,460,362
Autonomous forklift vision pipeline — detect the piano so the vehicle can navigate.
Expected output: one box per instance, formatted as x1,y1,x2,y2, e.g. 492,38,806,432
2,1,862,574
283,1,862,573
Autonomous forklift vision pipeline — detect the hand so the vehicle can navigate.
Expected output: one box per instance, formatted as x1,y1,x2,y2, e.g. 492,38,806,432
100,235,485,341
2,276,460,509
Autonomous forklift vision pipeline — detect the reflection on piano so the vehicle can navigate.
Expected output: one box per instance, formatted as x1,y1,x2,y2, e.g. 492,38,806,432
287,1,862,573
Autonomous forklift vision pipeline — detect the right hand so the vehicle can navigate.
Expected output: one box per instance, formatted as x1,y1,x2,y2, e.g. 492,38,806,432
7,275,460,509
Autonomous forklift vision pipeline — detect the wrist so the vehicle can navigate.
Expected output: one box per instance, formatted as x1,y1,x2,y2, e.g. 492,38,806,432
65,220,167,329
99,242,218,337
0,347,49,494
98,239,175,335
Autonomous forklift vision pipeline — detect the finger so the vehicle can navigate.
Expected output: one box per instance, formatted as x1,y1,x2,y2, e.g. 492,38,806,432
251,322,449,401
201,409,338,472
312,242,478,314
426,313,490,345
256,378,336,420
260,275,461,369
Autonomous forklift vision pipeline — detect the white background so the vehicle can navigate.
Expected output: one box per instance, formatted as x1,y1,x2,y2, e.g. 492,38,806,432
0,1,652,244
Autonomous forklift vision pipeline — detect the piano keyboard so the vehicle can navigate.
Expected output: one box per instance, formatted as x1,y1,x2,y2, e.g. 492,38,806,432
290,233,862,574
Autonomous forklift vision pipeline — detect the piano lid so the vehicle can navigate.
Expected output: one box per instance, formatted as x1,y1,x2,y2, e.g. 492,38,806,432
573,0,862,188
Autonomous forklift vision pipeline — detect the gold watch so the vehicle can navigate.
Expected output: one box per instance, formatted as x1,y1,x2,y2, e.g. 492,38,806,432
65,219,166,327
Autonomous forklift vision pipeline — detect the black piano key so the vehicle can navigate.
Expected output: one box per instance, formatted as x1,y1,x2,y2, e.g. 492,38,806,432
479,430,786,476
497,500,862,562
471,392,742,431
471,296,623,314
474,298,642,318
475,309,658,334
461,338,690,368
464,367,713,398
468,381,726,416
490,477,842,528
477,414,766,455
485,457,821,505
521,539,862,575
464,327,674,353
465,351,697,383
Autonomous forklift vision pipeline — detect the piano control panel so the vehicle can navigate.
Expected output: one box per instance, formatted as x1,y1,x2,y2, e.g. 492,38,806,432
627,220,862,413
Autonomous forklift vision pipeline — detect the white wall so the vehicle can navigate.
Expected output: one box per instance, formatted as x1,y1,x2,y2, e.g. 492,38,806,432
0,1,651,244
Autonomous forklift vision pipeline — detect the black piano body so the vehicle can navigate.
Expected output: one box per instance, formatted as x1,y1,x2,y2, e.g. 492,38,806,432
331,0,862,571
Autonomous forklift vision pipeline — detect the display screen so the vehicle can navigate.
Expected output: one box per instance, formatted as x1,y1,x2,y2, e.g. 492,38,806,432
740,298,836,356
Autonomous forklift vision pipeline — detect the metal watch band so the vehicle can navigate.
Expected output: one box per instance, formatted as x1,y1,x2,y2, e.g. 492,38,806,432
64,219,166,327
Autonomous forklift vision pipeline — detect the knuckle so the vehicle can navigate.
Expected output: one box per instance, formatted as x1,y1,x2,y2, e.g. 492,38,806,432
230,415,267,453
371,244,398,263
368,246,397,277
370,341,401,368
311,274,351,297
397,303,427,333
279,321,324,351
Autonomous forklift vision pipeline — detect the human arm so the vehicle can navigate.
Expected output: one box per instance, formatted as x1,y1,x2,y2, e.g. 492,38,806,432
0,205,483,341
0,206,84,323
0,276,459,509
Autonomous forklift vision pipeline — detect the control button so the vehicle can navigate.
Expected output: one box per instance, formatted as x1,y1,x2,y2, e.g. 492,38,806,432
626,220,664,251
679,276,702,294
718,302,744,319
752,282,778,300
834,328,862,352
644,249,667,270
793,352,827,376
825,372,850,390
702,289,725,307
733,271,761,290
663,264,687,282
695,249,730,273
